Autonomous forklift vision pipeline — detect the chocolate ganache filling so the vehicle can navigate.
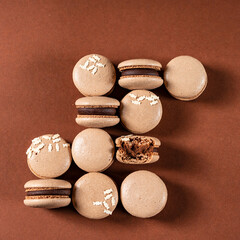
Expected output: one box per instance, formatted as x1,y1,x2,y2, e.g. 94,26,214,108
121,68,160,77
26,189,71,196
77,107,117,116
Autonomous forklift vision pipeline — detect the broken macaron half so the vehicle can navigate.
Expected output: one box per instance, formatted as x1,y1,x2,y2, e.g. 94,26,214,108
115,135,160,164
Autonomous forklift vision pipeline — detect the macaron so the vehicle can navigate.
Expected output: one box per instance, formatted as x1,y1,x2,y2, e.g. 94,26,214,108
72,173,118,219
24,179,71,208
121,170,167,218
73,54,116,96
26,134,71,179
120,90,162,134
164,55,208,101
72,128,115,172
75,96,120,128
115,135,160,164
118,59,163,90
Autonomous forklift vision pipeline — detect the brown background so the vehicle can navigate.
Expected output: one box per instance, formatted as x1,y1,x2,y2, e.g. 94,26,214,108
0,0,239,239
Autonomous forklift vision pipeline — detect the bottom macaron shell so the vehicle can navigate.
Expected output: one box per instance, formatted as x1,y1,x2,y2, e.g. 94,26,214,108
75,116,120,128
24,197,71,209
119,76,163,90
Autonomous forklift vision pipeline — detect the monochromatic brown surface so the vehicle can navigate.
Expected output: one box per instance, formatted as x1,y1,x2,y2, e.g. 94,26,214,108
0,0,239,239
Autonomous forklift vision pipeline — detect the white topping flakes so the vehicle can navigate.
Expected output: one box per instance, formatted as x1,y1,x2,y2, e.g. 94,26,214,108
52,134,60,139
104,189,113,195
129,93,159,106
104,193,113,200
103,201,110,209
56,143,60,152
93,55,100,61
42,135,51,140
52,138,61,143
121,137,130,141
150,100,159,105
104,209,112,215
63,143,70,148
137,96,145,101
48,144,53,152
132,100,141,105
32,137,41,145
129,93,137,99
93,201,102,206
111,197,116,206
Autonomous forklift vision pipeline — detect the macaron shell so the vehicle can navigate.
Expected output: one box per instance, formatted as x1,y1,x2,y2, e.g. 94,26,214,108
72,173,118,219
164,56,207,100
118,76,163,90
75,96,120,107
118,59,162,71
24,179,71,189
72,129,115,172
120,90,162,134
24,197,71,209
75,116,120,128
27,135,72,178
121,170,167,218
73,54,116,96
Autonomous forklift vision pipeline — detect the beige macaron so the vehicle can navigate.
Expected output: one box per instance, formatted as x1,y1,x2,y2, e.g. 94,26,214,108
121,170,167,218
75,96,120,128
118,59,163,90
26,134,71,179
72,172,118,219
24,179,71,208
120,90,162,134
72,128,115,172
115,135,161,164
164,56,208,100
73,54,116,96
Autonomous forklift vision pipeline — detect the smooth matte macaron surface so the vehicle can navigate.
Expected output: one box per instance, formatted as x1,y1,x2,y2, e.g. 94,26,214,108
118,59,163,90
26,134,71,179
75,96,120,128
72,128,115,172
120,90,162,134
73,54,116,96
24,179,71,209
121,170,167,218
72,173,118,219
164,55,207,100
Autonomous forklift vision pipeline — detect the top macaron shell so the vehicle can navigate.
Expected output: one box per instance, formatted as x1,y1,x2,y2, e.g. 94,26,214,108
73,54,116,96
164,56,207,101
26,134,72,179
118,59,163,90
120,90,162,134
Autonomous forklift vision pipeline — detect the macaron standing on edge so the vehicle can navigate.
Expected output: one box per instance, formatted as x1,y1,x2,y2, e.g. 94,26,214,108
121,170,168,218
24,179,72,209
72,128,115,172
118,59,163,90
75,96,120,128
26,134,72,179
164,55,208,101
115,135,161,164
72,172,118,219
73,54,116,96
120,90,162,134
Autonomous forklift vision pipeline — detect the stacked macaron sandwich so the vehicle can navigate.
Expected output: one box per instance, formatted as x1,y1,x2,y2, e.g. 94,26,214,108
24,53,207,219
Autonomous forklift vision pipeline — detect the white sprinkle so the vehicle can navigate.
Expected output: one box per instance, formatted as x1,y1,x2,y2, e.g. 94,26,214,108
121,137,130,141
27,151,32,159
52,138,61,143
150,100,159,105
63,143,70,148
42,135,51,140
129,93,137,99
56,143,60,151
103,201,110,209
26,146,32,155
104,209,112,215
151,94,159,100
52,134,60,139
48,144,53,152
89,57,96,63
93,55,100,61
96,62,105,67
87,65,94,71
32,137,41,145
91,66,98,75
32,148,40,154
137,96,145,101
105,193,113,200
145,96,153,101
80,60,89,69
37,143,45,150
104,189,113,195
111,197,116,206
131,100,141,105
93,201,102,206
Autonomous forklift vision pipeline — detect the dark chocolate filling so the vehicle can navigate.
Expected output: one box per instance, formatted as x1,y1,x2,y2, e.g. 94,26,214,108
121,68,160,77
26,189,71,196
77,108,117,116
